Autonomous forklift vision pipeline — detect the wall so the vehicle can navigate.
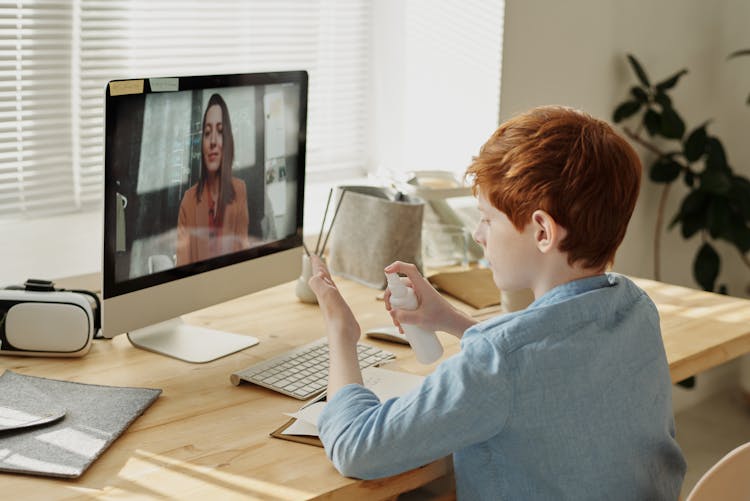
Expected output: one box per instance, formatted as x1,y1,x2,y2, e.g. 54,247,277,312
501,0,750,296
0,211,102,285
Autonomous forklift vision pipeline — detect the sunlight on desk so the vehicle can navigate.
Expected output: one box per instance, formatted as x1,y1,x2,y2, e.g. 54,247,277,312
36,427,106,457
122,450,314,500
633,278,750,383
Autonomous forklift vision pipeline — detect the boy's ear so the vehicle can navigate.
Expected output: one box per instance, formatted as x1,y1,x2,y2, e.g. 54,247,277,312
531,210,561,254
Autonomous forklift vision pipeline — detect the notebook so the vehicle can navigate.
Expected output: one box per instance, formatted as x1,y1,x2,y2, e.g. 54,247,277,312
271,367,425,447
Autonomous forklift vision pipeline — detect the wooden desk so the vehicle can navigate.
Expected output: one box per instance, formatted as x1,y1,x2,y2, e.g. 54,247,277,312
3,276,750,499
632,277,750,383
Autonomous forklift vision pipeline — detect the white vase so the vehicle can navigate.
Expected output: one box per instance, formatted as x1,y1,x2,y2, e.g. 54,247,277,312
295,254,318,304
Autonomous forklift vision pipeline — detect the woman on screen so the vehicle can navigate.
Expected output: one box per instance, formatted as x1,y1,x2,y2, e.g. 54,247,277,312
176,93,250,266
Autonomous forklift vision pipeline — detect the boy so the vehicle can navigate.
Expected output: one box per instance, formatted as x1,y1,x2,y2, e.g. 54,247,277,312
308,106,686,500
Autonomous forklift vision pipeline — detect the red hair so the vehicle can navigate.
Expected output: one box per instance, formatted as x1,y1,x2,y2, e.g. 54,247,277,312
466,106,642,270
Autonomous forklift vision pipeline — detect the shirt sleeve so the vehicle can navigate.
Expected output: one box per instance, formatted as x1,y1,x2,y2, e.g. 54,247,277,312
317,334,512,479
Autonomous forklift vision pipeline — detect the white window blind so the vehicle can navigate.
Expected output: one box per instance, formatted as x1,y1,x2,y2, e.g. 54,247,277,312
0,0,371,219
0,1,74,217
403,0,503,175
371,0,504,180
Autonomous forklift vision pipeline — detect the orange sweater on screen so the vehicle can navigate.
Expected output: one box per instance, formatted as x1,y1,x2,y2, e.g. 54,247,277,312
176,177,250,266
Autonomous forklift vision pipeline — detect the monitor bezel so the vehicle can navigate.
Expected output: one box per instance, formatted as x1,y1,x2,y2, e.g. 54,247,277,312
102,71,308,300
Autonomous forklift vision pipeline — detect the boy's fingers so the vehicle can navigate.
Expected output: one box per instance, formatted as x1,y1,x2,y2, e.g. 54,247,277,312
308,271,335,294
307,272,324,293
387,311,404,333
310,254,326,272
384,261,424,290
384,261,420,277
390,308,418,327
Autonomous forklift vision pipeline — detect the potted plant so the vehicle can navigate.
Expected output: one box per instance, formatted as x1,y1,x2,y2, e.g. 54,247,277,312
612,54,750,392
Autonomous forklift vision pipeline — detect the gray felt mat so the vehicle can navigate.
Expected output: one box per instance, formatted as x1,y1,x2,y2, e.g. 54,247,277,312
0,370,161,478
0,375,66,432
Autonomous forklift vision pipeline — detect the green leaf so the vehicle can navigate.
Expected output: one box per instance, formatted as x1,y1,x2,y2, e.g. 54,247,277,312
643,109,661,135
630,86,649,103
684,170,695,187
728,176,750,219
627,54,651,87
683,125,708,162
660,107,685,139
700,169,731,194
682,189,709,215
706,137,729,172
654,91,672,109
671,190,708,231
677,190,709,237
693,242,720,292
649,158,682,183
727,224,750,253
727,48,750,60
706,197,732,239
669,211,682,230
613,100,642,123
655,69,688,91
681,211,705,238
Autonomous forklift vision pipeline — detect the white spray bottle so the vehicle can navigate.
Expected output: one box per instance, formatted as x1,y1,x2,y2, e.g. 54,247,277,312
385,272,443,364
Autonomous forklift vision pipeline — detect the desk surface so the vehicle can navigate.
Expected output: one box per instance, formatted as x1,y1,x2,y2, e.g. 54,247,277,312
3,275,750,500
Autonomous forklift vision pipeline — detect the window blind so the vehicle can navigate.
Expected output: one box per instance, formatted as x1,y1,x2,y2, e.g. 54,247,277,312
0,1,75,217
403,0,504,175
0,0,371,219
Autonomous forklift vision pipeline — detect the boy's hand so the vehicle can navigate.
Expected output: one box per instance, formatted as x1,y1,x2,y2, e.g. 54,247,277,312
308,254,363,395
308,254,361,347
383,261,477,338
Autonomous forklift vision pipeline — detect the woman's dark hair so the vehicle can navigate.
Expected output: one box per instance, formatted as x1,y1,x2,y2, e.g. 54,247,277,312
196,93,236,222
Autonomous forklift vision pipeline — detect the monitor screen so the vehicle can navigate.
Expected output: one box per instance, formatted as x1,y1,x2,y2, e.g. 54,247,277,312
101,71,307,361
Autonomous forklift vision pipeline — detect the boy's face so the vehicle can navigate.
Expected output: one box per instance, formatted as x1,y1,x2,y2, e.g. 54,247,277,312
473,189,538,292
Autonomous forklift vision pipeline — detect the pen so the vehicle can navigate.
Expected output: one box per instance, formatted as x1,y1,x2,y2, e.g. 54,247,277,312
314,188,333,255
319,189,347,257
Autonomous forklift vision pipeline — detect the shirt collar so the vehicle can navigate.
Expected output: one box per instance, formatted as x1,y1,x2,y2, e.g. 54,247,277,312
528,273,618,309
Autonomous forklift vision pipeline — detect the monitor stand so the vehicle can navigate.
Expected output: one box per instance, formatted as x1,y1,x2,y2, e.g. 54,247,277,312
127,318,259,363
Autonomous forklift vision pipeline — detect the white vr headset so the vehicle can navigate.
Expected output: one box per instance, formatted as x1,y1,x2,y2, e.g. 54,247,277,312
0,279,100,357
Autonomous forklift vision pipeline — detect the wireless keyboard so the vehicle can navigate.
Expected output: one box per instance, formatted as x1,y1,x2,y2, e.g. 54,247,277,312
230,338,395,400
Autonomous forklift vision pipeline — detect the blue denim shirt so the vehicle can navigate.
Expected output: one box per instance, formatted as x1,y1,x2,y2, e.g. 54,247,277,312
318,273,686,500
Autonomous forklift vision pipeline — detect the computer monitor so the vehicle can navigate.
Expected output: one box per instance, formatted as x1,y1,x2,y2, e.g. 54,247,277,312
101,71,307,363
